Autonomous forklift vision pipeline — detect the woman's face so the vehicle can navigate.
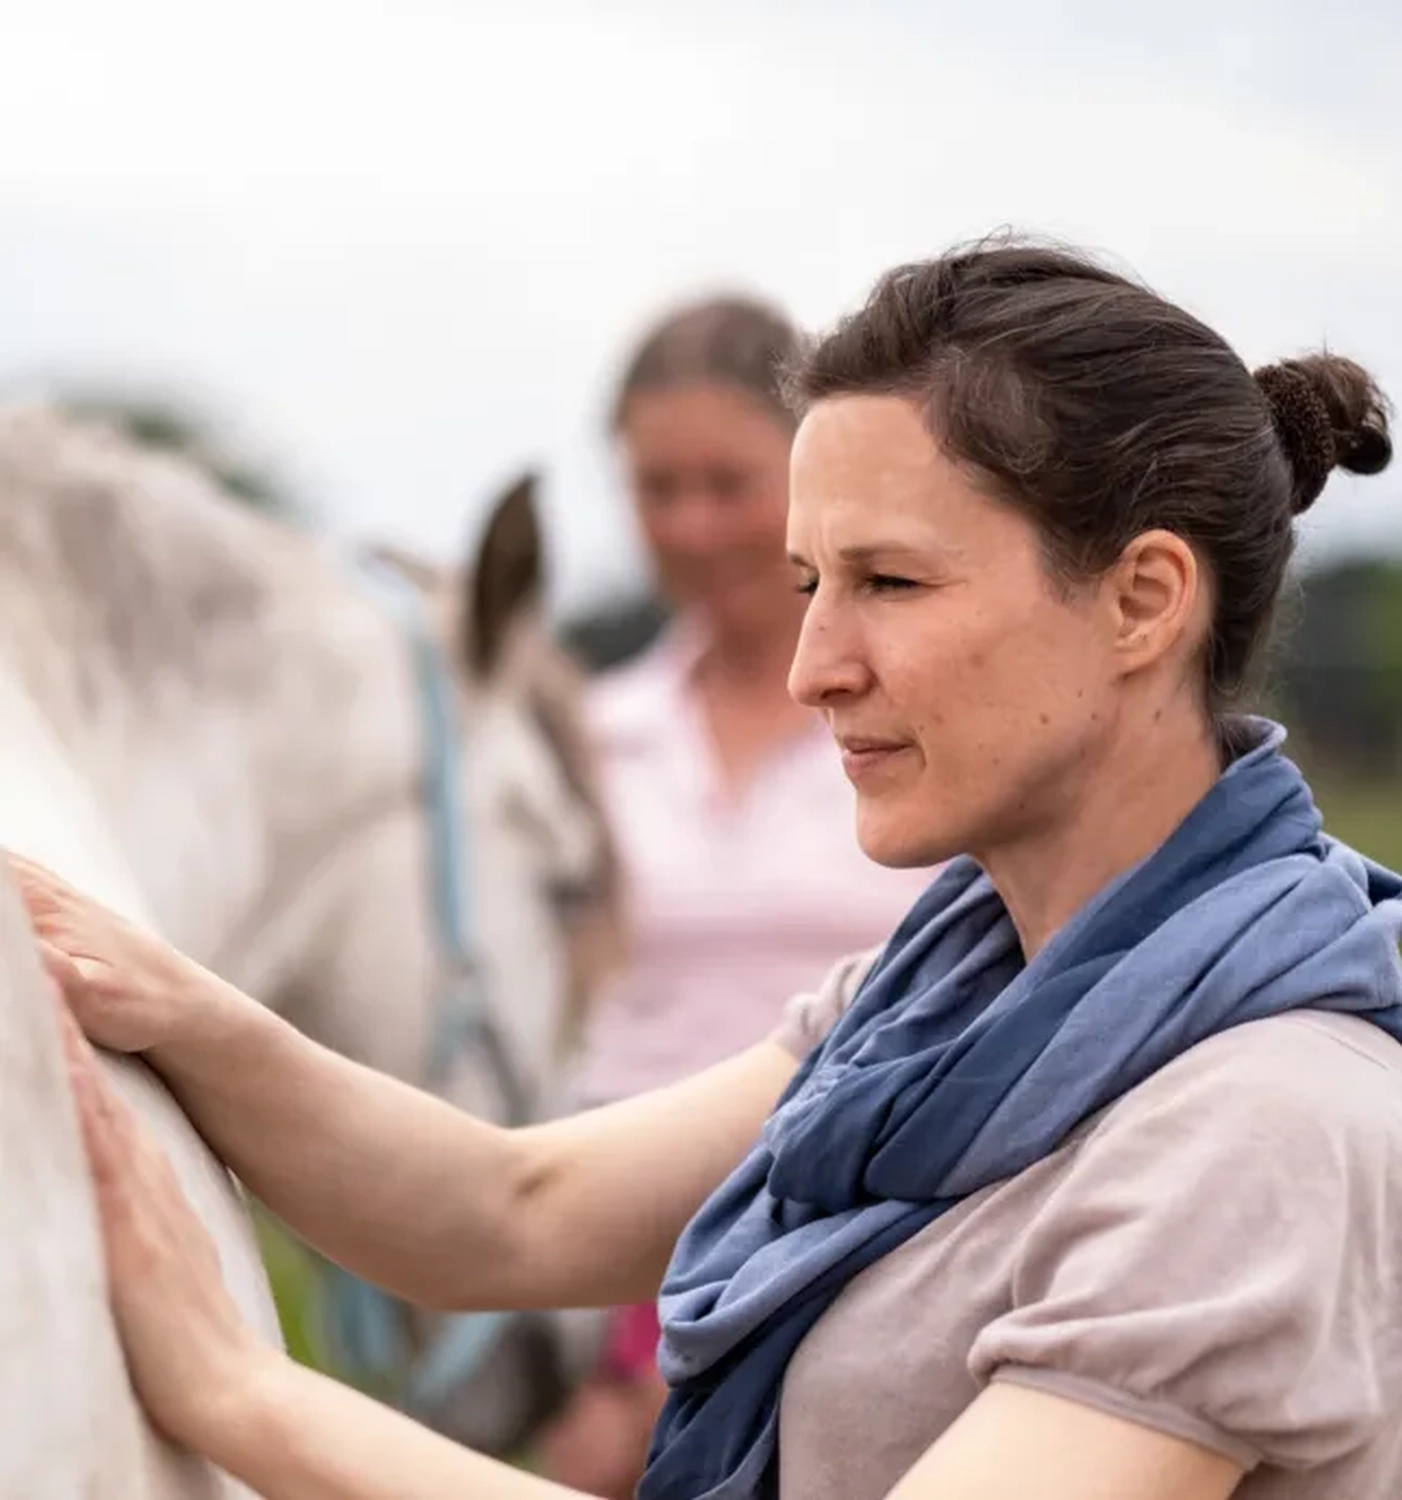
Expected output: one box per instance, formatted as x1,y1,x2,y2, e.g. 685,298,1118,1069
619,383,795,639
786,395,1136,869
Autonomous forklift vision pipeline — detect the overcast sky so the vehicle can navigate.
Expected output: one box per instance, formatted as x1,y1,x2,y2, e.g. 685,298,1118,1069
1,0,1398,613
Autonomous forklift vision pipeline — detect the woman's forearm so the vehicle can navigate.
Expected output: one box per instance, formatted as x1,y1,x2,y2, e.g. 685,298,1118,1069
148,973,534,1310
207,1355,588,1500
145,964,795,1316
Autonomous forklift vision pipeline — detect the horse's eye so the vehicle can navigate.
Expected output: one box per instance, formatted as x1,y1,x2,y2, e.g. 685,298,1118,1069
544,872,602,921
500,788,552,848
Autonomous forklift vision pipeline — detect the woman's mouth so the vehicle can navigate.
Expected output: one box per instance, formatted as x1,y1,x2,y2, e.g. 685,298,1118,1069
837,737,915,783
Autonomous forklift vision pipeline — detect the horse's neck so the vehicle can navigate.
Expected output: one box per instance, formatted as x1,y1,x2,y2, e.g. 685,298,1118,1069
0,666,157,926
0,503,506,1097
0,405,577,1120
0,665,279,1500
2,541,418,973
115,577,420,971
0,405,415,961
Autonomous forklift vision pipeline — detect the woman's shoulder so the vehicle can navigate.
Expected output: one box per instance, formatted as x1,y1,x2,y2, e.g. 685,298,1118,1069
958,1011,1402,1475
1109,1008,1402,1149
1046,1009,1402,1240
772,947,886,1060
1026,1007,1402,1338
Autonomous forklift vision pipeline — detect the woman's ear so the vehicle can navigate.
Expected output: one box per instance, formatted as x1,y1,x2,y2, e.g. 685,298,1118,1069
1107,529,1204,675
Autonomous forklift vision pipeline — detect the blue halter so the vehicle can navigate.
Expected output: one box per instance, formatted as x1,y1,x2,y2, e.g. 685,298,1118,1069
317,550,532,1417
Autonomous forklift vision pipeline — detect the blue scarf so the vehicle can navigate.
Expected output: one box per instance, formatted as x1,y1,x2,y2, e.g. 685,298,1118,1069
638,721,1402,1500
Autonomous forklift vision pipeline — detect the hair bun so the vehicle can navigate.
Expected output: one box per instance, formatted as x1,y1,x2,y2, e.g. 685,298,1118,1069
1253,354,1393,514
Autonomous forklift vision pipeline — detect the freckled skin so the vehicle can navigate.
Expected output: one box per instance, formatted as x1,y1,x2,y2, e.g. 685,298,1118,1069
785,396,1128,869
783,394,1222,953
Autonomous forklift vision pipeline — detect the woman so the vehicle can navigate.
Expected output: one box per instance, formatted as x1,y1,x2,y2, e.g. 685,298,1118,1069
18,237,1402,1500
579,293,933,1094
545,296,933,1494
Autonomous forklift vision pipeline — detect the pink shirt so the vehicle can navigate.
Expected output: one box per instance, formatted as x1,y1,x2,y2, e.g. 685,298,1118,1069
572,629,933,1105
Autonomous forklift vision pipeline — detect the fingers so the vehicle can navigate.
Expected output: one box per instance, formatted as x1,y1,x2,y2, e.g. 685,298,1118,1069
53,977,265,1448
56,1005,125,1190
3,850,75,913
38,942,117,1051
6,855,84,948
57,1007,155,1227
38,938,90,998
5,852,112,945
57,1009,170,1299
7,860,115,998
5,849,73,887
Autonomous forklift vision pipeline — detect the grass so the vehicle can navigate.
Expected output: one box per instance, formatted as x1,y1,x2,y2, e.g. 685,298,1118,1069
1309,776,1402,872
253,1208,334,1374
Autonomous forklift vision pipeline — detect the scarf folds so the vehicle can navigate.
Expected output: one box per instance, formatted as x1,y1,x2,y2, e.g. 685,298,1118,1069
639,721,1402,1499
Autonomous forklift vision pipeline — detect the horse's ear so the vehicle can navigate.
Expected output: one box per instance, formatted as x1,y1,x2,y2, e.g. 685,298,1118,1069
464,470,544,679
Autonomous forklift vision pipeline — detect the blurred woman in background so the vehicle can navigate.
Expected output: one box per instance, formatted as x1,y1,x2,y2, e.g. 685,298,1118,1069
540,296,933,1496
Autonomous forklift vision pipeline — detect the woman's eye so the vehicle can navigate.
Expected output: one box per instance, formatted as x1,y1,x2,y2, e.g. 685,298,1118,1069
708,469,750,502
865,574,918,594
793,574,919,598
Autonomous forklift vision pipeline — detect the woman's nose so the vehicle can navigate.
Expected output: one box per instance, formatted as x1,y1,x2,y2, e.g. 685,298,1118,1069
787,595,870,707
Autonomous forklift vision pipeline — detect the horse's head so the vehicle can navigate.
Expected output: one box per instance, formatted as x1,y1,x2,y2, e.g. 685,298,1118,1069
373,471,625,1066
252,473,625,1456
243,471,624,1125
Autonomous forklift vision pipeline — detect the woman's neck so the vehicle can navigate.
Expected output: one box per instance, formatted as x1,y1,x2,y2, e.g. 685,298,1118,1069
979,705,1225,961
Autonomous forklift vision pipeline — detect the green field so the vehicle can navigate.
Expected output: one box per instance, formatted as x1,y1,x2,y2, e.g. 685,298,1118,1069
1309,776,1402,872
253,1208,336,1374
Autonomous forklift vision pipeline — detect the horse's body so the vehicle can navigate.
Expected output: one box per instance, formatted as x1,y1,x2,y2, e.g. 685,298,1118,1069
0,405,623,1490
0,662,282,1498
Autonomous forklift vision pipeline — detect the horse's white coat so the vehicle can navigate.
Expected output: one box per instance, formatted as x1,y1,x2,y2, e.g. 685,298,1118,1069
0,666,280,1498
0,405,619,1490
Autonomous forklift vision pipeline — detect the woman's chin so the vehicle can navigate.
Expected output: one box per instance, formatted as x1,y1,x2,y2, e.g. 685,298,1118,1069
855,806,948,870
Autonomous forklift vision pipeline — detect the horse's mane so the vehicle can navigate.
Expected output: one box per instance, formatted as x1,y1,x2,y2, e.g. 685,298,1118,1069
0,403,319,713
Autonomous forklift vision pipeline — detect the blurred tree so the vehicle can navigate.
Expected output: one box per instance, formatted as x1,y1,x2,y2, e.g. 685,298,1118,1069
559,592,670,673
1272,556,1402,777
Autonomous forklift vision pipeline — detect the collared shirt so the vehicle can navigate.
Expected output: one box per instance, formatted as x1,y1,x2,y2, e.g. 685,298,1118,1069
571,628,933,1105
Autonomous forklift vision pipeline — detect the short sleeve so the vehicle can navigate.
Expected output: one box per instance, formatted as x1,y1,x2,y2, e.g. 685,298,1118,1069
968,1014,1402,1472
772,948,882,1060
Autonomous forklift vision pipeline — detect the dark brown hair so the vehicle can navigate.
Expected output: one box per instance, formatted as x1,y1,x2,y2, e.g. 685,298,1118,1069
785,235,1393,711
612,295,801,431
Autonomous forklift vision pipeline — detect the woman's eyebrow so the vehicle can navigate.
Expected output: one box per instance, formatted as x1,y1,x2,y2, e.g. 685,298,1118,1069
786,541,940,569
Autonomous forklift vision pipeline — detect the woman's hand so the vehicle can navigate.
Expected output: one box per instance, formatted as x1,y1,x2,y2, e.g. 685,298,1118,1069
58,995,595,1500
56,998,279,1458
4,852,226,1056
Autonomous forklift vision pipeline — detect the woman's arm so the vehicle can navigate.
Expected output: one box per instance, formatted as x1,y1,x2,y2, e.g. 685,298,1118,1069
887,1383,1243,1500
61,1002,594,1499
160,992,794,1309
211,1358,592,1500
216,1370,1245,1500
68,1014,1247,1500
12,852,795,1311
56,922,1245,1500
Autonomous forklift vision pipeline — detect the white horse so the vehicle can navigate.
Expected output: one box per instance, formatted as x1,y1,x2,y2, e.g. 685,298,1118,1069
0,403,625,1491
0,684,283,1499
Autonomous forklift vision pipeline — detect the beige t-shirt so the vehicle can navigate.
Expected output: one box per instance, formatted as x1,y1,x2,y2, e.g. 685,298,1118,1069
769,950,1402,1499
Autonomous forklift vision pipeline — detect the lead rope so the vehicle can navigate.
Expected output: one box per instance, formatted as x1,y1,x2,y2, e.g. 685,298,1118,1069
319,551,532,1419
